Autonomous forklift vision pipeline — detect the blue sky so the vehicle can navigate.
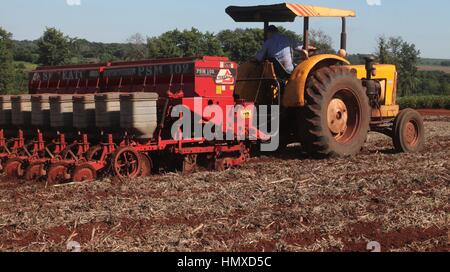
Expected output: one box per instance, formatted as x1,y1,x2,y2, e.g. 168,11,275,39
0,0,449,58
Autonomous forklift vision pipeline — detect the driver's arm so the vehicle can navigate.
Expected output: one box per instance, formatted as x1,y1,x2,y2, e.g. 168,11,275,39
292,40,316,52
293,40,304,52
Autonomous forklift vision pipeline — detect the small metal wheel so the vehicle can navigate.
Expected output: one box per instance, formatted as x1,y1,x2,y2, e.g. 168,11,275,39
112,147,141,179
47,162,71,185
4,158,25,179
393,109,425,153
139,154,153,177
72,163,97,183
25,162,46,181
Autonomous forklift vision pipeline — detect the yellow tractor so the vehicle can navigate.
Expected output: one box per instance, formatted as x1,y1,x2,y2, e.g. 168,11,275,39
227,3,425,156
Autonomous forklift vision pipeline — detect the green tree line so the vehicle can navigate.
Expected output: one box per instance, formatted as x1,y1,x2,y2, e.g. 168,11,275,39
1,26,449,97
10,27,331,66
0,28,16,94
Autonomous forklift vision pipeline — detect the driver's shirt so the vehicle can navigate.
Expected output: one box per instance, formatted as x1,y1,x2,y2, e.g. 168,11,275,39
256,33,303,74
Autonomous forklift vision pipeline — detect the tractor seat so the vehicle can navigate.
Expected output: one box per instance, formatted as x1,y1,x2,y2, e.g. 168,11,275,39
268,58,291,80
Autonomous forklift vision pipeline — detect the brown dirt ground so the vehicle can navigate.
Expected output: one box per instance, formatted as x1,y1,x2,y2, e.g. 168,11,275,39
418,109,450,117
0,116,449,252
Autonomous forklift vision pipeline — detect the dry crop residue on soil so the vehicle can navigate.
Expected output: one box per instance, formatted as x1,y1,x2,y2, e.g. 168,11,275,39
0,116,449,252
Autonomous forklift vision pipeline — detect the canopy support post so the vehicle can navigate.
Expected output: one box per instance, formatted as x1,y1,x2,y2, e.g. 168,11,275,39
340,17,347,50
303,17,310,49
264,21,269,42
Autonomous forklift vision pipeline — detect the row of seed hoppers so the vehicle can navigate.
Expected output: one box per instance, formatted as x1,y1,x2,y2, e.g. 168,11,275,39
0,57,256,184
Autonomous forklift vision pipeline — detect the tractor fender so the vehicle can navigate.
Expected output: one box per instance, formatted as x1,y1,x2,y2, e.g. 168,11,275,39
282,54,350,108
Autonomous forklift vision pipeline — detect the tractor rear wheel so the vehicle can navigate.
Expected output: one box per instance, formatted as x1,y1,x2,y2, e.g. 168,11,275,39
300,67,370,157
392,109,425,153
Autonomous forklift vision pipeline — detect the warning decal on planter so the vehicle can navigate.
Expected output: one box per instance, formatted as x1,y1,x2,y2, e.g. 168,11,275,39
215,69,235,85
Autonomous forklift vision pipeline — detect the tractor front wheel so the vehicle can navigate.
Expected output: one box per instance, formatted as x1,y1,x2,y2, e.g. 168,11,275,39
300,67,370,157
392,109,425,153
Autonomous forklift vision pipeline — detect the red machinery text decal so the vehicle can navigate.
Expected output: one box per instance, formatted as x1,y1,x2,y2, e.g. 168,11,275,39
215,69,235,85
30,70,100,81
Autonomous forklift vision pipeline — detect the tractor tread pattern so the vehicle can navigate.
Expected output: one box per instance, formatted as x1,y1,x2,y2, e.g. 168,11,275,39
300,66,370,157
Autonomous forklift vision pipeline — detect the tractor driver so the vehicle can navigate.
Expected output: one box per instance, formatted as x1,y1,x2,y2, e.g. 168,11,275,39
255,25,315,77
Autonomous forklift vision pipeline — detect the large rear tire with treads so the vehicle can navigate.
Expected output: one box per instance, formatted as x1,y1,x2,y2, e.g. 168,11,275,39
300,67,370,157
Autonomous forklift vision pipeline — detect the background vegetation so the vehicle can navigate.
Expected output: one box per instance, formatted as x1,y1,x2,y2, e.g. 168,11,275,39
0,28,16,94
398,96,450,110
0,26,449,108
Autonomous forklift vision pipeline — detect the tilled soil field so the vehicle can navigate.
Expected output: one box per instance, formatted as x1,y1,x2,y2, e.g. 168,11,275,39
0,116,449,252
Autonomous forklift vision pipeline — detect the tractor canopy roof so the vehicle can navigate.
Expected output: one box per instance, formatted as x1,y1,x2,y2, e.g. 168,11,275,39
226,3,356,22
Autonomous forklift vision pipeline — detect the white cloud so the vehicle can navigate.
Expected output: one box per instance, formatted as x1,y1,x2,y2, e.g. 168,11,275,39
366,0,382,6
66,0,81,6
